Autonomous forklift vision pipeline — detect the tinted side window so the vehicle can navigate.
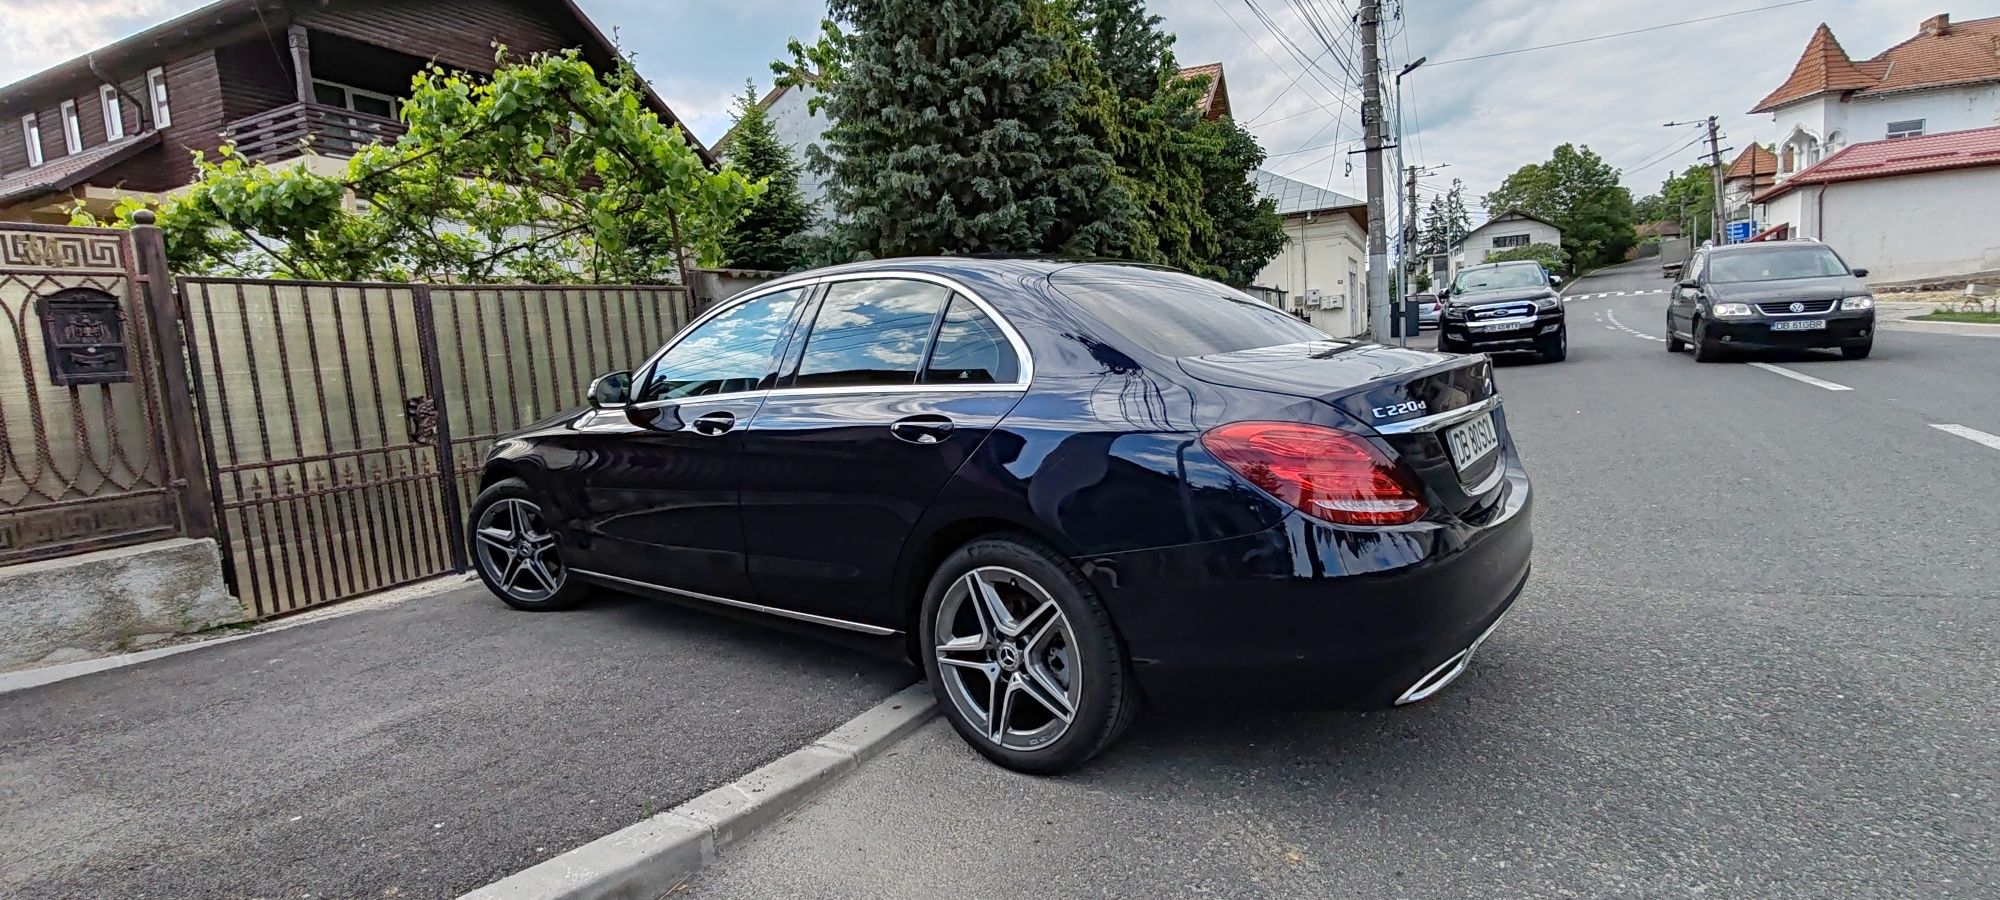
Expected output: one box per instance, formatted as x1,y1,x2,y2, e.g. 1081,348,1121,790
794,279,950,388
921,296,1019,385
640,288,803,401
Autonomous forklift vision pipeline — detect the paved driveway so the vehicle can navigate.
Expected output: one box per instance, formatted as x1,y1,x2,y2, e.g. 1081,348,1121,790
0,583,913,899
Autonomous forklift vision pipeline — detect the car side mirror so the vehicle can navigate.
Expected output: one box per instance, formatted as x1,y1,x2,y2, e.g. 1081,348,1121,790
1677,280,1700,290
1437,288,1450,300
588,371,632,410
1851,267,1870,278
1549,274,1563,286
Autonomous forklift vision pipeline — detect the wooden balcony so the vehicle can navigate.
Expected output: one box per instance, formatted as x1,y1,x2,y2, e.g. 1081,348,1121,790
222,102,406,163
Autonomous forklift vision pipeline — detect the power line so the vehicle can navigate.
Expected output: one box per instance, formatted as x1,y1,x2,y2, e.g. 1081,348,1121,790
1243,47,1330,124
1211,0,1358,131
1427,0,1822,66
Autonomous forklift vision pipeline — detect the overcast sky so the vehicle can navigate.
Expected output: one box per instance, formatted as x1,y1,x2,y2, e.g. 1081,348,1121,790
0,0,1956,220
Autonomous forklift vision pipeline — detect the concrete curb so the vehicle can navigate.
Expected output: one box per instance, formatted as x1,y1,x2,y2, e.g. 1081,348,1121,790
459,682,939,900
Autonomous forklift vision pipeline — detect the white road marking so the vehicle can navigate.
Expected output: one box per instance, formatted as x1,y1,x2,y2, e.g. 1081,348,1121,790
1930,424,2000,452
1746,362,1853,391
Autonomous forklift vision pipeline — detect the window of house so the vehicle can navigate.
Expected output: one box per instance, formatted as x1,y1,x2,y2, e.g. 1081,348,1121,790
313,80,398,120
100,85,125,140
1885,119,1925,139
640,288,804,401
793,279,952,388
920,295,1019,385
59,100,82,154
21,114,43,166
147,67,171,128
1492,234,1532,249
1781,145,1795,173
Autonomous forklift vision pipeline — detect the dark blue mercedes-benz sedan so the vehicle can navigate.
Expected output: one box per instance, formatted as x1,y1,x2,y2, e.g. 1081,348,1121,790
470,258,1533,774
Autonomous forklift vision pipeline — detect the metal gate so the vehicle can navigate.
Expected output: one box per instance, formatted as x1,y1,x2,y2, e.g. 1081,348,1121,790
177,277,692,617
0,223,200,562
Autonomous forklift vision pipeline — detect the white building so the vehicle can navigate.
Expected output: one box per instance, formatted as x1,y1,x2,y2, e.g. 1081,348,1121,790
1752,14,2000,179
1249,170,1368,337
1755,126,2000,283
1459,210,1563,265
715,82,832,216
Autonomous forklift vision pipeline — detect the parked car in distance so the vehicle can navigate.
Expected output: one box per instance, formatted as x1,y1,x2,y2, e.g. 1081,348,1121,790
1667,241,1876,361
1436,261,1568,362
468,259,1535,775
1412,293,1441,329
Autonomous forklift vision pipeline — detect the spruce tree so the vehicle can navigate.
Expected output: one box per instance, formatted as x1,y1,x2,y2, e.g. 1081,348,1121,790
818,0,1133,259
719,83,813,271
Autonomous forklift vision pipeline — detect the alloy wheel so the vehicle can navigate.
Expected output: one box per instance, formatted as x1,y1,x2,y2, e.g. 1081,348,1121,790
933,566,1083,752
474,498,566,602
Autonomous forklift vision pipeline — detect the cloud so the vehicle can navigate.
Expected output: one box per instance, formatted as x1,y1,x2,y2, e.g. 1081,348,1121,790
0,0,206,86
1157,0,1945,218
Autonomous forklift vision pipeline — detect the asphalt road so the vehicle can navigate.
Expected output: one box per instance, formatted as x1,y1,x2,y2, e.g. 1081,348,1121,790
0,584,913,899
687,258,1999,899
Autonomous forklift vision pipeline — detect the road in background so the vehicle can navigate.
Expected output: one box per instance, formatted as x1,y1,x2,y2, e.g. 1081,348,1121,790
0,586,913,899
688,258,1998,899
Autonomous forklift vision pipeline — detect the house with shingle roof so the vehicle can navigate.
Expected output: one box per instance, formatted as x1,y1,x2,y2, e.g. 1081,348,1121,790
1752,126,2000,282
1752,14,2000,180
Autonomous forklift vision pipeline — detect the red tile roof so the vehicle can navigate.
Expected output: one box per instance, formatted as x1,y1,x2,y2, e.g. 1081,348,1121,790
1754,125,2000,201
1751,15,2000,113
1724,144,1780,185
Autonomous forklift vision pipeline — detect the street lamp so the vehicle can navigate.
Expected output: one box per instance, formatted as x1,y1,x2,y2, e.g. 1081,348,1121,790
1393,57,1426,346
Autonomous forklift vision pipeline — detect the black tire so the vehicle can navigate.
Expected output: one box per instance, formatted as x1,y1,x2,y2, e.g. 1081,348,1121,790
1691,318,1724,363
1842,341,1873,360
468,477,589,611
1437,334,1464,354
918,533,1138,775
1666,317,1687,352
1537,326,1567,363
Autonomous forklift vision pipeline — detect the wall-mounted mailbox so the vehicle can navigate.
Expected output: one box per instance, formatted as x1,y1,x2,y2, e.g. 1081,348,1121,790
37,288,131,386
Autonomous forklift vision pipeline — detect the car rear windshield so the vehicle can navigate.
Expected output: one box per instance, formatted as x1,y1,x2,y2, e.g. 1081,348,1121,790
1452,265,1546,295
1049,266,1328,358
1708,246,1849,283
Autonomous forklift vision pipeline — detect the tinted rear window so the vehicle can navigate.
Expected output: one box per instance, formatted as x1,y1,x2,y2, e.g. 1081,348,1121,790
1049,267,1328,358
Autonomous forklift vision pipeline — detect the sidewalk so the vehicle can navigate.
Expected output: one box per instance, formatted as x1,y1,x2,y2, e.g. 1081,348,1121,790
0,583,912,899
1876,301,2000,337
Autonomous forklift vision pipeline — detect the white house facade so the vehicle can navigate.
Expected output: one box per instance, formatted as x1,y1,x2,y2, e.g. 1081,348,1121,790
1249,170,1368,337
1753,15,2000,180
1755,126,2000,283
1459,210,1563,265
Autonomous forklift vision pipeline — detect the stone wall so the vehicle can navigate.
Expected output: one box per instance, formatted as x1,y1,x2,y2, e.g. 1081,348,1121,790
0,537,240,668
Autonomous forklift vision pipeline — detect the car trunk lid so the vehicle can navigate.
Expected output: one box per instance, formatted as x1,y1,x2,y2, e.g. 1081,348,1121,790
1179,340,1505,516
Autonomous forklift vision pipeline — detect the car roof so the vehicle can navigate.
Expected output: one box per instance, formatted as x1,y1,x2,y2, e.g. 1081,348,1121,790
1459,260,1542,271
751,256,1175,293
1708,241,1830,256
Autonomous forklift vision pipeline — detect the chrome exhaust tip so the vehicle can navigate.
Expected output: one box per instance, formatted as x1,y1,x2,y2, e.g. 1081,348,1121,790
1394,608,1513,706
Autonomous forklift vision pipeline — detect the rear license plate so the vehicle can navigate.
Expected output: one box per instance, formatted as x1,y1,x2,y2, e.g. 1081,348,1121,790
1444,413,1500,472
1770,319,1827,332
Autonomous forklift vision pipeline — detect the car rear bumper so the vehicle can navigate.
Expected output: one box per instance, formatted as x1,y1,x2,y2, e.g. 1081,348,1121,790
1076,459,1533,710
1708,312,1874,349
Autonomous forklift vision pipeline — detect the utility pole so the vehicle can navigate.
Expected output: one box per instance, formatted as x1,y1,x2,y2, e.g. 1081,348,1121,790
1359,0,1390,341
1704,115,1725,244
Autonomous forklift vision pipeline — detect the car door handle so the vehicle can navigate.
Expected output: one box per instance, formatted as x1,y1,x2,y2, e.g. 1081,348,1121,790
690,410,736,436
890,415,955,445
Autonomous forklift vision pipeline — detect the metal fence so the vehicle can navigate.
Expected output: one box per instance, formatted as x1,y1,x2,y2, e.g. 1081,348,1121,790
0,223,194,563
177,277,694,618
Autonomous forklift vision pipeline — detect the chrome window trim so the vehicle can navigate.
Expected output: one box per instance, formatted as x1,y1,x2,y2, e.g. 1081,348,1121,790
630,390,773,412
1373,395,1502,435
573,569,898,636
630,270,1035,407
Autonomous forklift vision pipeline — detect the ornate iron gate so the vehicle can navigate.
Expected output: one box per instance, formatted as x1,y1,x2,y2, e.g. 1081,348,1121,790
0,223,195,562
177,277,691,617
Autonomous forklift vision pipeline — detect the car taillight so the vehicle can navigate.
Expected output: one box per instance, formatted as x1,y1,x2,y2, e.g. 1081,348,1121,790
1200,422,1427,526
